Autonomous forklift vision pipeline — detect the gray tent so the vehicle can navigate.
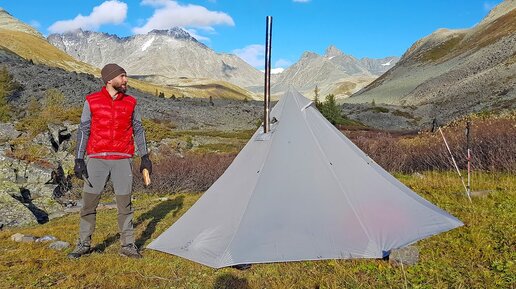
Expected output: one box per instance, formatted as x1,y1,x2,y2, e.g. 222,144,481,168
147,88,463,268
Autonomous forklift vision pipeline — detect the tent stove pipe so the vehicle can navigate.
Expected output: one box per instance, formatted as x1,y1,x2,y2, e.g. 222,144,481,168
264,16,273,134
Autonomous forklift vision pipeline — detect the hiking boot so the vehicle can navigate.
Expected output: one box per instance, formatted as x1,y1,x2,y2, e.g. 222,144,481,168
119,243,142,258
67,242,91,259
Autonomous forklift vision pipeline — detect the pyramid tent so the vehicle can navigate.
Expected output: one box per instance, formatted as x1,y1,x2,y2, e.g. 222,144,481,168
147,88,463,268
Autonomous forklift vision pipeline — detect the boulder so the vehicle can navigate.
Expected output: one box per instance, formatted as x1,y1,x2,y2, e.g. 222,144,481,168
0,189,37,227
388,246,420,266
0,123,21,143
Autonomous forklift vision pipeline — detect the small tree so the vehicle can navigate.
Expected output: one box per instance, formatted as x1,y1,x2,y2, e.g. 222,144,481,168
314,85,321,109
320,94,343,125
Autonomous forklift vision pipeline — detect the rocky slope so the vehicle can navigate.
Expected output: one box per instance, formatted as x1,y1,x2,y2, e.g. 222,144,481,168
268,46,399,99
345,0,516,128
0,48,262,130
48,28,264,90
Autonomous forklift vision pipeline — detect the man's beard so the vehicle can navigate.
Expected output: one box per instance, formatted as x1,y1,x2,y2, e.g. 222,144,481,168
114,83,127,93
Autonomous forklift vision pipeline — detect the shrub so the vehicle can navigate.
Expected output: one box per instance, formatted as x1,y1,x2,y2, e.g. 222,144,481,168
132,148,236,194
16,89,81,136
345,117,515,173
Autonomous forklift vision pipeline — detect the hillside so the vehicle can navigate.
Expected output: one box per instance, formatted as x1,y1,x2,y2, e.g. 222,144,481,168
344,1,516,128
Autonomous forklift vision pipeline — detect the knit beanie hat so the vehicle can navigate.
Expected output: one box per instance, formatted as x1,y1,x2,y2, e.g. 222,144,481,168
101,63,126,83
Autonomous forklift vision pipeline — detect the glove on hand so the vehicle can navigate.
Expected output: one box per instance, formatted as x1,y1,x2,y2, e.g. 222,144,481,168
74,159,88,179
140,154,152,174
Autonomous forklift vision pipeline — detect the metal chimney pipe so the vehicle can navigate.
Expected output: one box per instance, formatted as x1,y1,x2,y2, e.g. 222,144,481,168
264,16,273,133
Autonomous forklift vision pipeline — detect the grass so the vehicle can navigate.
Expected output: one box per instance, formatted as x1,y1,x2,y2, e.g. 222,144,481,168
0,171,514,288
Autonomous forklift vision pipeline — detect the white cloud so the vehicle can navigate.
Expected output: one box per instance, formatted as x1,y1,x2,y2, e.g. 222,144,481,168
233,44,265,68
293,0,311,3
259,68,285,74
48,0,127,33
141,0,170,7
133,0,234,34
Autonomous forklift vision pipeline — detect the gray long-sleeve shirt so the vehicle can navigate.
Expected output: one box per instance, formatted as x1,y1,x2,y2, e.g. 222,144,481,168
75,101,148,159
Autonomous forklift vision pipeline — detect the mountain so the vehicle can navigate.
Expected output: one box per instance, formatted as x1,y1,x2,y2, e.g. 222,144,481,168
0,8,97,75
268,45,399,99
47,28,264,91
345,1,516,126
0,8,41,37
0,9,256,101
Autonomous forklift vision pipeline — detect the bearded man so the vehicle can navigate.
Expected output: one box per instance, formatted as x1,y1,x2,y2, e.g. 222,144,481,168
68,64,152,259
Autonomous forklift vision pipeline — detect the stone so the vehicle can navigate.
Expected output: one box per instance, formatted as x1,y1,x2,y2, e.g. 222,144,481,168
36,235,58,242
20,235,37,242
49,241,70,250
0,123,21,143
10,233,24,242
0,191,38,227
388,246,419,266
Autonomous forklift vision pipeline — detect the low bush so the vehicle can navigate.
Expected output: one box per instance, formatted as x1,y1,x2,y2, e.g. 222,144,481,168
345,117,515,173
132,149,236,194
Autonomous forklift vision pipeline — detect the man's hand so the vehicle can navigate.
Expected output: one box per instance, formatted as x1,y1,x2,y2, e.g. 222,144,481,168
140,154,152,174
74,159,88,179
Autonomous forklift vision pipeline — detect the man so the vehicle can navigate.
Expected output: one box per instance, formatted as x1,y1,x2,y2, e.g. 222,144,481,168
68,63,152,259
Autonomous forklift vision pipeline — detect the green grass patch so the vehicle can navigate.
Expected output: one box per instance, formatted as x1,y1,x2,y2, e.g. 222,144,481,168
143,119,254,143
194,142,244,154
0,172,514,288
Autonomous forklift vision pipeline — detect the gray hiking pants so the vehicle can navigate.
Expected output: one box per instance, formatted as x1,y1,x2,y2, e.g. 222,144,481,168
79,158,135,246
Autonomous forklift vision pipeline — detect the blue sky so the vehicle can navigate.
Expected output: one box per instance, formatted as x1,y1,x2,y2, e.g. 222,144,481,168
1,0,502,72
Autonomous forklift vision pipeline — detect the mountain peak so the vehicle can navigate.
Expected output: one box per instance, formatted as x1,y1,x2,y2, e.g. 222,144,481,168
301,51,319,59
148,27,196,41
325,45,343,58
0,7,43,38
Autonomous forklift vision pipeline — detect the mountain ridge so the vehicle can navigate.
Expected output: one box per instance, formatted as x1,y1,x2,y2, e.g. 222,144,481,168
344,0,516,129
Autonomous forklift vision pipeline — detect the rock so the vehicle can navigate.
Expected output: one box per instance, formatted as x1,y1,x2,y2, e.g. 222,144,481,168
0,123,21,143
388,246,419,266
36,235,58,242
10,233,24,242
20,235,37,242
0,190,38,227
49,241,70,250
11,233,37,242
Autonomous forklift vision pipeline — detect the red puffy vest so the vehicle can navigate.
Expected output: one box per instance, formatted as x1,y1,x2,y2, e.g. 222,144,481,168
86,87,136,160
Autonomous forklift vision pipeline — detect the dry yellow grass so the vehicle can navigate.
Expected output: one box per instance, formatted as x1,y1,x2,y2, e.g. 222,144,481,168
0,172,514,289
